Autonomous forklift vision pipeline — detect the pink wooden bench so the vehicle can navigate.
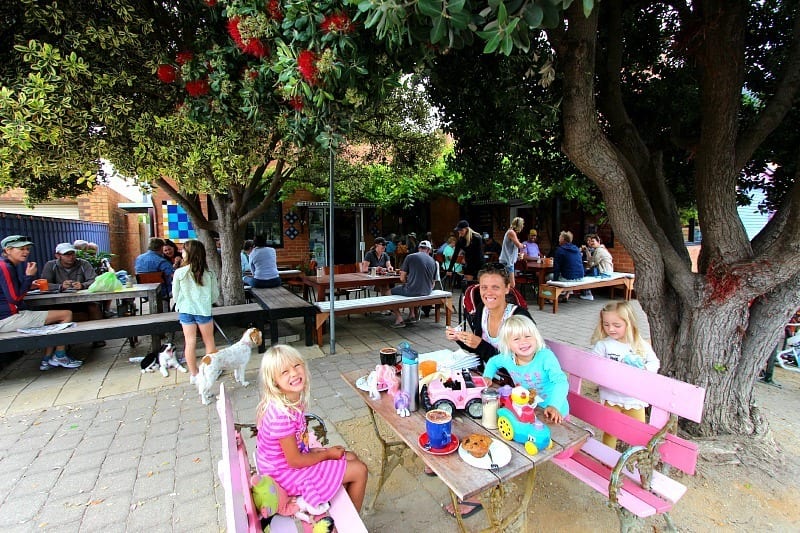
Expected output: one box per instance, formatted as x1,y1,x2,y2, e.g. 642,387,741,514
547,341,706,532
216,383,367,533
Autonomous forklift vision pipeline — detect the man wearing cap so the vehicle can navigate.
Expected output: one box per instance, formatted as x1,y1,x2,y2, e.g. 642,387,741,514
42,244,107,341
389,240,437,327
523,229,542,260
363,237,394,297
0,235,82,370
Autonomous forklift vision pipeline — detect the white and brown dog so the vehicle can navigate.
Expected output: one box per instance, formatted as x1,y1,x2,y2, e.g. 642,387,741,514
197,327,262,404
141,343,186,377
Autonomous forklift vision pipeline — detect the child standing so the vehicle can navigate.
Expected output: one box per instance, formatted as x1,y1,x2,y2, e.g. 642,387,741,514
172,239,219,382
590,301,660,448
256,344,368,516
483,314,569,423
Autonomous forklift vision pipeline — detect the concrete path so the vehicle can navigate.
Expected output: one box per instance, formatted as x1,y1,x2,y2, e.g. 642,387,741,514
0,291,644,532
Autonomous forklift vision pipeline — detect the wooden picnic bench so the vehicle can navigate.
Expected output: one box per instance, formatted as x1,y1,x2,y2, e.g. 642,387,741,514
539,273,636,313
548,340,706,532
248,286,316,347
0,303,268,355
313,290,453,346
216,383,367,533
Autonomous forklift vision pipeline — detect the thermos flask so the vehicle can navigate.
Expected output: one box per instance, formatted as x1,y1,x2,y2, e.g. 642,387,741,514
399,342,419,412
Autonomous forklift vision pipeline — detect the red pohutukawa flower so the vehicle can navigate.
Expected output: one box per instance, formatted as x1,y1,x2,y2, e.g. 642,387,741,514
297,50,318,83
157,64,178,84
204,0,217,6
267,0,284,21
176,50,194,65
288,96,304,111
185,78,210,97
320,12,354,34
227,17,269,57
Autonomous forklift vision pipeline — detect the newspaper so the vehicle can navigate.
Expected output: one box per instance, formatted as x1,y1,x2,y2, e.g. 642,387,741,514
17,322,77,335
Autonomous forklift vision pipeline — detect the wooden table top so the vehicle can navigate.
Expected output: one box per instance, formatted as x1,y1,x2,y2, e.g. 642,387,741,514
24,283,161,306
341,368,590,501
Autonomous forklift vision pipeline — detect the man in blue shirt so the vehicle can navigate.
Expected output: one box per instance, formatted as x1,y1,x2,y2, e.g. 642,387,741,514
134,237,175,297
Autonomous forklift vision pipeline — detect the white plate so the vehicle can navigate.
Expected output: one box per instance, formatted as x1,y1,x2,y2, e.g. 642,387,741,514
458,438,512,469
355,375,388,393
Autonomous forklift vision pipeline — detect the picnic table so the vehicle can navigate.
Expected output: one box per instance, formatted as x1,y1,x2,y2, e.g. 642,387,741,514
341,368,590,532
25,283,161,315
303,272,400,302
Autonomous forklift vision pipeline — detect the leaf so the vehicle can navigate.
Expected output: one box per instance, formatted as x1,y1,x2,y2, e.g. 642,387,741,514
582,0,594,17
418,0,443,18
497,2,508,25
523,4,544,28
447,0,466,14
430,16,447,44
483,33,501,54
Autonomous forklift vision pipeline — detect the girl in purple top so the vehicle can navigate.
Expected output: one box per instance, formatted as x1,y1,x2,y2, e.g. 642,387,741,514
256,345,368,515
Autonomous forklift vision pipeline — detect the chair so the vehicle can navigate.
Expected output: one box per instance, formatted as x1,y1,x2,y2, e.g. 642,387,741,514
514,259,536,300
136,272,170,313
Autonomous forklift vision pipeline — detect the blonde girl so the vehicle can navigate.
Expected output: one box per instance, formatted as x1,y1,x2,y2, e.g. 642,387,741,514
484,315,569,424
255,345,368,513
172,239,219,380
590,301,660,448
498,217,526,288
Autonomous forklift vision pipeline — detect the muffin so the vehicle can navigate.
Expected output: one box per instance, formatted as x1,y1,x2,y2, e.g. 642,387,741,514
462,434,493,458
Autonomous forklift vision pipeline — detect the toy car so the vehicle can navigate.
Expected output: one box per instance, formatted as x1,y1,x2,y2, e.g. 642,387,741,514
420,369,490,419
495,386,553,455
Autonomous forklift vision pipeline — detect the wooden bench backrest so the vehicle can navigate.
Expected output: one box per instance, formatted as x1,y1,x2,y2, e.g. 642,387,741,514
548,340,706,474
217,383,260,533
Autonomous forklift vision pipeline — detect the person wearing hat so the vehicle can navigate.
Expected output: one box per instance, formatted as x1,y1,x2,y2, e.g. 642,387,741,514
0,235,82,370
446,220,484,282
42,243,107,342
523,229,542,261
389,240,437,327
362,237,394,297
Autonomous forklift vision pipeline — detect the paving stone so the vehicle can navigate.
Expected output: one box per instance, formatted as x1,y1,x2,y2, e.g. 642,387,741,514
33,495,87,528
99,452,140,475
132,467,175,501
49,470,101,500
0,491,47,525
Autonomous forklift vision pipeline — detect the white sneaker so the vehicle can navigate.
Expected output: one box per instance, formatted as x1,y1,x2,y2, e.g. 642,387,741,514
190,374,197,385
579,294,594,301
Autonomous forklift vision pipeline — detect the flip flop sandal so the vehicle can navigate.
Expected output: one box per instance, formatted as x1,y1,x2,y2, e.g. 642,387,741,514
443,500,483,519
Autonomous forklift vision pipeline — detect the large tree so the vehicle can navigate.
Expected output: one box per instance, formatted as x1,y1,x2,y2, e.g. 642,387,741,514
1,0,436,304
360,0,800,437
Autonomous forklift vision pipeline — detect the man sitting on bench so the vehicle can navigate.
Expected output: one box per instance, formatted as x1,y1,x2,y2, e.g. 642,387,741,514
390,240,437,328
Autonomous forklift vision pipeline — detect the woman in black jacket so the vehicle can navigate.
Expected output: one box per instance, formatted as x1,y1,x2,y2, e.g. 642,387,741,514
446,220,485,282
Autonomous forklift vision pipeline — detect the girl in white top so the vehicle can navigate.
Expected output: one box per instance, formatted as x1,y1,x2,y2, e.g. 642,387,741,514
498,217,525,288
589,301,660,449
172,239,220,380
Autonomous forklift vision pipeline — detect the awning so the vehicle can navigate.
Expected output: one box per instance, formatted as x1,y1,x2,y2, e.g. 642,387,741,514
295,201,379,208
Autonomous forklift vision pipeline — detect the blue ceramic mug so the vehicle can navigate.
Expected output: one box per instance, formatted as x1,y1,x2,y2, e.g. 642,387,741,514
425,409,452,449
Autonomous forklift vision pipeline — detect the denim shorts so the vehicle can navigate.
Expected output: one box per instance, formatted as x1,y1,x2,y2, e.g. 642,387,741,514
178,313,213,325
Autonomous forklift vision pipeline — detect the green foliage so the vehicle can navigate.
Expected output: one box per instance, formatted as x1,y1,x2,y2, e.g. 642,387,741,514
0,0,175,203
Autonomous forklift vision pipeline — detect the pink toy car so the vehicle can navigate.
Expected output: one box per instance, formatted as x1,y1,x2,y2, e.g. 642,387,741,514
420,369,490,418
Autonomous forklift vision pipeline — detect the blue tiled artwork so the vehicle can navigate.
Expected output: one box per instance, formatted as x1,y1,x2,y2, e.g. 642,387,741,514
163,201,196,240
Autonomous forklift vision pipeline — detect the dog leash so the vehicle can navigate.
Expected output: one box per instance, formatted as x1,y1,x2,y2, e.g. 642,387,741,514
213,320,230,343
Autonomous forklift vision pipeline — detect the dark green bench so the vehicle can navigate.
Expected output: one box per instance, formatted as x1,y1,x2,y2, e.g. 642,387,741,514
0,303,267,355
248,286,316,347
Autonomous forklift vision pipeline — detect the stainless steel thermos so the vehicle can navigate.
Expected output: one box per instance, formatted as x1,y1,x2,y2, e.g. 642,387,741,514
399,342,419,412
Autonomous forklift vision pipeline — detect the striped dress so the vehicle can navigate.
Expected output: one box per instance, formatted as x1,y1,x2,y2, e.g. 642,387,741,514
256,402,346,507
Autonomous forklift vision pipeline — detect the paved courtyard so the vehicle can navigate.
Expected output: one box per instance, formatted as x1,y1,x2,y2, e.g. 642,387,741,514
0,292,639,532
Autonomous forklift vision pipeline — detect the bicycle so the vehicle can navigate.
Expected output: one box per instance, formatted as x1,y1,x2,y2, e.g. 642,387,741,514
776,331,800,373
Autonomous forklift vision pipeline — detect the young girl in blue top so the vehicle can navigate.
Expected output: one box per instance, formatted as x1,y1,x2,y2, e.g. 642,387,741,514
483,314,569,423
172,239,220,381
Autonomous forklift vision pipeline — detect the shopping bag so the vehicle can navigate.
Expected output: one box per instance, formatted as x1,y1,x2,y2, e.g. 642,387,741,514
87,271,124,293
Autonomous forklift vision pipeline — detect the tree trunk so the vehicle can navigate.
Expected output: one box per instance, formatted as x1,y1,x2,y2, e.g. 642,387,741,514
558,3,800,437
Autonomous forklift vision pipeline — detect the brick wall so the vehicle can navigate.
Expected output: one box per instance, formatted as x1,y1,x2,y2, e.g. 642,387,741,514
76,186,143,274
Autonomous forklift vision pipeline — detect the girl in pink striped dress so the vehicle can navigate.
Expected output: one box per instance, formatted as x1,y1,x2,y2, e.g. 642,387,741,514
256,345,368,515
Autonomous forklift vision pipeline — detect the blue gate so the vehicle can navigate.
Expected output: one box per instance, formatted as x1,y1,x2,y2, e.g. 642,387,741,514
0,212,110,268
